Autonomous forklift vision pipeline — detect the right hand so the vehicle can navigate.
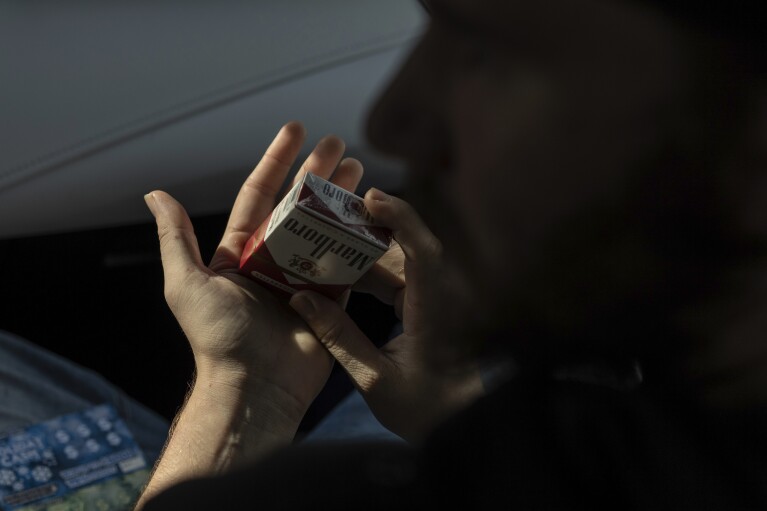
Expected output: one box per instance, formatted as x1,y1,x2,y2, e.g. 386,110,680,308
145,121,363,427
288,190,485,443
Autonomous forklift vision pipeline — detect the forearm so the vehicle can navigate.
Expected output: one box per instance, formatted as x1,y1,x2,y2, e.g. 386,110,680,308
134,372,305,510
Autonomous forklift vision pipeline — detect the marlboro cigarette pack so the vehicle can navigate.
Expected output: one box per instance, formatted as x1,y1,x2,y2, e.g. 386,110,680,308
238,173,392,300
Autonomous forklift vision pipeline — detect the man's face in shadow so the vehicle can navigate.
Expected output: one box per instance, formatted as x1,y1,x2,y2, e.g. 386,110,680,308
366,0,723,363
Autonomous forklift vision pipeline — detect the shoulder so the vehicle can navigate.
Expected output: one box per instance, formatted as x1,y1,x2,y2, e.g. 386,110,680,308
421,376,643,507
422,375,767,509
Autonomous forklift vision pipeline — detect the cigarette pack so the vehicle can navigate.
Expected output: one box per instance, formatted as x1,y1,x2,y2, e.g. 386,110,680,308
238,173,392,300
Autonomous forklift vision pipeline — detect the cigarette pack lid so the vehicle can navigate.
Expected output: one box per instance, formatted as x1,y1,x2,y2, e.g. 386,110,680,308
297,173,392,250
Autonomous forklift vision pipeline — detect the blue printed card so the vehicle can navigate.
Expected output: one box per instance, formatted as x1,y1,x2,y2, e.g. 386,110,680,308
0,404,150,510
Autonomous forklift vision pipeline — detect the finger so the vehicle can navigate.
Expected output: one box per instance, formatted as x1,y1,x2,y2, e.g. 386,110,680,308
289,291,383,393
210,121,306,271
353,241,406,307
364,189,441,262
363,188,442,335
329,157,364,193
144,191,209,299
289,135,346,189
337,288,352,310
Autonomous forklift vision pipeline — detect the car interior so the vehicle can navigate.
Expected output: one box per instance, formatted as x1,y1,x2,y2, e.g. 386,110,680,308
0,0,426,434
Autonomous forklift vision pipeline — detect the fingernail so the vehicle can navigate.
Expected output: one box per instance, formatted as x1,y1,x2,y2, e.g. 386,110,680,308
289,293,317,317
144,193,158,218
366,187,390,202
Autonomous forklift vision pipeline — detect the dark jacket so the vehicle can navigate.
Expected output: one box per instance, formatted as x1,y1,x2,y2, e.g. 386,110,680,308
145,376,767,509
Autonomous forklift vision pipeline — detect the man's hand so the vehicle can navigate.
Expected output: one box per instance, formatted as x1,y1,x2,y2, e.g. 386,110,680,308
148,121,363,408
135,121,363,508
289,190,485,443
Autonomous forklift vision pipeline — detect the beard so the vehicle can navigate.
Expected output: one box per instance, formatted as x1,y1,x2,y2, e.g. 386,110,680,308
401,165,684,375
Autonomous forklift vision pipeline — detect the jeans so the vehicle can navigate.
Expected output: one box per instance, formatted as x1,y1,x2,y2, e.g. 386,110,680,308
0,329,171,464
0,329,402,467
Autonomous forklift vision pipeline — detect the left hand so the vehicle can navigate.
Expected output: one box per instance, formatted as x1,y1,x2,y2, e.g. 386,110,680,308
289,191,485,443
145,121,362,421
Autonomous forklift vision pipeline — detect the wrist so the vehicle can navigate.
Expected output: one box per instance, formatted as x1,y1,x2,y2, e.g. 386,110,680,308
168,376,303,474
191,365,308,439
135,372,304,510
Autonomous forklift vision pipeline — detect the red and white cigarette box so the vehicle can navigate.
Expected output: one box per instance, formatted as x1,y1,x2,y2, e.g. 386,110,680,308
238,173,392,301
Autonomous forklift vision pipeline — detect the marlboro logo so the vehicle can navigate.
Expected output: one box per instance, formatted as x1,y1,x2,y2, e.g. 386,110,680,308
282,218,375,272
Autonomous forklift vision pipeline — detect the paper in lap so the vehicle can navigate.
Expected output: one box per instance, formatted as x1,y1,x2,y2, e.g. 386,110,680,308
0,404,149,510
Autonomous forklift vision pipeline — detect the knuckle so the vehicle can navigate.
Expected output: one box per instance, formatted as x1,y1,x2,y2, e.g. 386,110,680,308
243,171,281,197
261,150,293,171
424,235,443,258
157,223,181,249
318,320,346,352
388,195,412,219
351,364,383,393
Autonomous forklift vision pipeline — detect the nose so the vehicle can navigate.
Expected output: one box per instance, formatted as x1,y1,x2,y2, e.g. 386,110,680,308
364,32,449,168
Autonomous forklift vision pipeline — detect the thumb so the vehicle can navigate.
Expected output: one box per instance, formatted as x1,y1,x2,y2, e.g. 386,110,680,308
289,291,383,392
144,191,206,293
